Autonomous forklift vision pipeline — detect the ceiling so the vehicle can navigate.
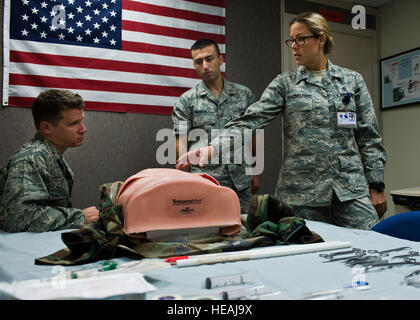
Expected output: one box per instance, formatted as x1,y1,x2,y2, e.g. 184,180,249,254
338,0,394,8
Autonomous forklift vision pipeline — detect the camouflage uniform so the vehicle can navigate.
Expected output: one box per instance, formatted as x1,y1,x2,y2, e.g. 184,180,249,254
0,133,85,232
172,79,256,214
211,61,387,229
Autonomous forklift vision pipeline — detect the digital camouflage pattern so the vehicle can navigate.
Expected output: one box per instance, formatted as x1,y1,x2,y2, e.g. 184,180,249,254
172,79,256,213
0,133,85,232
35,183,323,266
212,60,387,208
293,193,380,230
247,193,295,233
247,194,323,243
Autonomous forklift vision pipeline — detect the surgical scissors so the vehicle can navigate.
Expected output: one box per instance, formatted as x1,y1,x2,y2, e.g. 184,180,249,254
344,256,384,267
319,248,364,259
367,246,412,257
391,251,419,260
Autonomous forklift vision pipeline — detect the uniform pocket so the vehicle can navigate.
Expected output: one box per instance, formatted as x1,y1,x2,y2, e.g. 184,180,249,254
337,154,362,170
287,100,312,112
284,99,313,132
336,155,367,192
47,177,69,201
193,113,217,127
229,107,247,120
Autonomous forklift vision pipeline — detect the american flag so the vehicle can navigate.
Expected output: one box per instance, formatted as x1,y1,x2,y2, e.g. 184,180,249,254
3,0,225,114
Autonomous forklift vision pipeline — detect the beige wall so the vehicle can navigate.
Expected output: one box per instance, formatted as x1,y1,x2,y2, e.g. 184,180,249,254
380,0,420,217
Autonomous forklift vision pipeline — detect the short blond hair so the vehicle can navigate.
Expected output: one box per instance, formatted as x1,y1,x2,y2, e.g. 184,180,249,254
290,12,334,55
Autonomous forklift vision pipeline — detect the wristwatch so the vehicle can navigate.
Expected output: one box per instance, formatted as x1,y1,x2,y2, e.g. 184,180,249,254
369,182,385,192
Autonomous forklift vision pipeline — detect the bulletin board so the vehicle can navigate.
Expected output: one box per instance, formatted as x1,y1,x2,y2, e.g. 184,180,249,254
380,47,420,109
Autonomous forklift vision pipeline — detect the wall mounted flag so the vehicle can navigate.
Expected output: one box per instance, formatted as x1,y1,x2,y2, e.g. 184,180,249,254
3,0,225,114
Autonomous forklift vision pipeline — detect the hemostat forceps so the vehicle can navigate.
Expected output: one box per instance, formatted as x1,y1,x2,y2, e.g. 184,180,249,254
367,246,412,257
322,252,369,263
391,251,419,260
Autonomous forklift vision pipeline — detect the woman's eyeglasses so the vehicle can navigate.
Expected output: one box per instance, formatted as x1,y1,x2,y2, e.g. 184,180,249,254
285,35,319,47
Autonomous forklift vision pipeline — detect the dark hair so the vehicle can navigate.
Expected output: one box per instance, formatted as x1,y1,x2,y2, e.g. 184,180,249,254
32,89,84,129
190,38,220,56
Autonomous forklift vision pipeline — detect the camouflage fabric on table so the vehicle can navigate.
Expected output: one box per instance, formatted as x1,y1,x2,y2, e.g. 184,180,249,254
35,184,323,265
246,194,323,244
247,193,295,233
36,181,128,265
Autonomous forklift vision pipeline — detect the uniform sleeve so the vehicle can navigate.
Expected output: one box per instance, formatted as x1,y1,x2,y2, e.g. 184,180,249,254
245,87,256,107
211,76,285,152
0,156,85,233
172,94,192,136
354,73,387,183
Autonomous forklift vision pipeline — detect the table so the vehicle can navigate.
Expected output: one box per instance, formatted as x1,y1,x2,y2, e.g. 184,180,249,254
1,220,420,300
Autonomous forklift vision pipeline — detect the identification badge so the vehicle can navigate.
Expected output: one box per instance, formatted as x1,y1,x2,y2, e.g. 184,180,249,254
337,112,357,128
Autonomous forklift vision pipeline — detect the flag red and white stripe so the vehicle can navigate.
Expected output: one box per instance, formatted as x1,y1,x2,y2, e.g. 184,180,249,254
3,0,225,115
